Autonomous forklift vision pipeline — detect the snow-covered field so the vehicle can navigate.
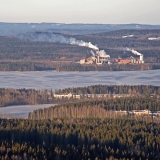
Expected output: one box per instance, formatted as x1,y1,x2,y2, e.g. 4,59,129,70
148,37,160,40
122,35,134,38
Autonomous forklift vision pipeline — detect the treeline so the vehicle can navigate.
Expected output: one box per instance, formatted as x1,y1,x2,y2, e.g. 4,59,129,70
0,118,160,159
57,63,160,72
1,85,160,107
55,85,160,96
0,88,54,107
0,88,94,107
28,98,160,120
1,62,160,71
96,29,160,37
0,62,56,71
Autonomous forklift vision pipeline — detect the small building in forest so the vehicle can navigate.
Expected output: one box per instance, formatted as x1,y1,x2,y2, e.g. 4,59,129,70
132,110,150,115
54,93,81,99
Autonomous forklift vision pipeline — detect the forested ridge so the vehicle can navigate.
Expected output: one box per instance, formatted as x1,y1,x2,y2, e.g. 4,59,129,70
0,36,88,61
0,118,160,159
55,85,160,96
1,85,160,107
57,63,160,72
28,97,160,120
0,85,160,107
0,29,160,71
74,29,160,51
0,88,54,107
73,29,160,60
0,62,56,71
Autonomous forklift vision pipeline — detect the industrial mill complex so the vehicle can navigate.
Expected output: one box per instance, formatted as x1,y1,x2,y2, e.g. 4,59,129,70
79,48,144,65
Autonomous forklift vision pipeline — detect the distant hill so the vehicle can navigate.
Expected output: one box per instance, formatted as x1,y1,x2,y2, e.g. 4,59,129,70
0,28,160,71
1,22,160,36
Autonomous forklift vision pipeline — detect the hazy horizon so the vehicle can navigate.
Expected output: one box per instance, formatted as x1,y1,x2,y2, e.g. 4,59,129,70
1,0,160,25
0,22,160,25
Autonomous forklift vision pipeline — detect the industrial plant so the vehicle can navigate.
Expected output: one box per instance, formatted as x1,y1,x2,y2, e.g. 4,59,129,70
80,48,144,65
80,50,110,65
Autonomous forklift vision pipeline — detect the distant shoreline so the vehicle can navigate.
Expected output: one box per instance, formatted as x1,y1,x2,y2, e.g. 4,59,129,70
0,69,156,73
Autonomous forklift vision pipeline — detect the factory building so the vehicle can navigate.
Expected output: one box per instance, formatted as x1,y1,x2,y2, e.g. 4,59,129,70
80,50,110,65
114,59,131,64
80,59,86,64
132,110,150,115
54,93,81,99
114,56,144,64
80,58,94,64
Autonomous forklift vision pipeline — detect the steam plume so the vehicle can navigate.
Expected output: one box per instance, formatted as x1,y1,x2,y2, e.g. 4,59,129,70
17,31,99,50
125,48,142,56
97,50,110,58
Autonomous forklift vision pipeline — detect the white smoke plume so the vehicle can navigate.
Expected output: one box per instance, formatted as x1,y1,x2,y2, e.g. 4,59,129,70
97,50,110,58
125,48,142,56
17,31,99,50
71,41,99,50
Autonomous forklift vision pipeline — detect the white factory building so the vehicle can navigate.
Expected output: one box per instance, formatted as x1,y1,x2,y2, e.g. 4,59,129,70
80,50,110,65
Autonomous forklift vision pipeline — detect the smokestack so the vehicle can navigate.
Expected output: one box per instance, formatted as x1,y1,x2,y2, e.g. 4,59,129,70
125,48,144,63
140,55,144,62
90,50,95,56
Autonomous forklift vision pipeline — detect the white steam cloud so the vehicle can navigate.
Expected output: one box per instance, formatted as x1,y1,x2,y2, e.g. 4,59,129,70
125,48,142,56
71,41,99,50
90,50,110,58
17,31,99,50
97,50,110,58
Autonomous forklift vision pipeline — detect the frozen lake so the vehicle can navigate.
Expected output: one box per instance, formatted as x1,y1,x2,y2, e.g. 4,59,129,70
0,70,160,91
0,104,55,118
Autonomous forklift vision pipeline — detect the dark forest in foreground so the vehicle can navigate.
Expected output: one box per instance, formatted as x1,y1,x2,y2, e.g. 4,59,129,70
0,118,160,159
1,85,160,159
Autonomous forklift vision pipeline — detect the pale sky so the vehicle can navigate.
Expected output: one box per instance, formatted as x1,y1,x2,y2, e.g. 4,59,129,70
0,0,160,24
